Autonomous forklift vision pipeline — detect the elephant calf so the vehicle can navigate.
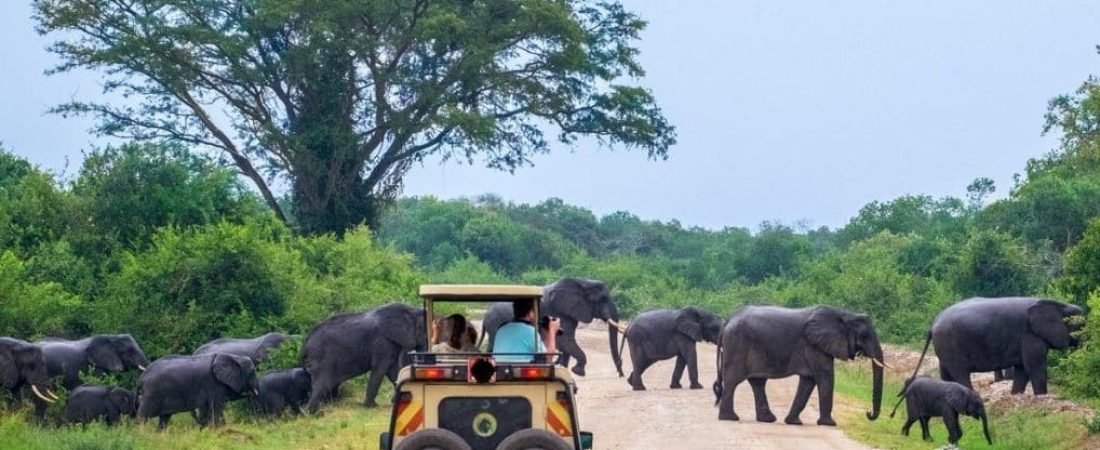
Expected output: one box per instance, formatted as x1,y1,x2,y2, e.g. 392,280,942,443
621,306,723,391
891,376,992,446
65,385,136,426
256,368,311,416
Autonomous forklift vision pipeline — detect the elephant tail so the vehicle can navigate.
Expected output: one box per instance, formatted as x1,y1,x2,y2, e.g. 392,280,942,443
888,377,915,418
890,330,933,418
901,330,933,396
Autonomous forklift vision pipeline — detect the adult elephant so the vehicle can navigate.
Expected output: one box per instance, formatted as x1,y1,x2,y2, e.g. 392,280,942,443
479,278,623,377
619,306,723,391
0,337,57,412
714,305,885,426
194,332,287,363
36,334,149,389
909,297,1084,395
301,302,426,412
137,353,258,429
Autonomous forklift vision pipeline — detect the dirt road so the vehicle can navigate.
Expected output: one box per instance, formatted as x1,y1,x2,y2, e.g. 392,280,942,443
572,324,877,450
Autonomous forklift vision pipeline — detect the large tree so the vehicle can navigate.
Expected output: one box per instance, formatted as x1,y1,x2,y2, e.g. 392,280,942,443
34,0,675,234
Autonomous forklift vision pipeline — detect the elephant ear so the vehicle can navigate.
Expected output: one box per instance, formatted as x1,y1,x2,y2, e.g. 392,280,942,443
383,305,422,350
676,309,703,342
0,348,18,388
546,279,595,323
1029,300,1072,348
211,354,246,394
803,308,853,361
88,337,125,372
944,386,972,413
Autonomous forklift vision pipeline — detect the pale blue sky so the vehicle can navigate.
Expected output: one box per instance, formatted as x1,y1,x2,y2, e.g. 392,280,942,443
3,1,1100,230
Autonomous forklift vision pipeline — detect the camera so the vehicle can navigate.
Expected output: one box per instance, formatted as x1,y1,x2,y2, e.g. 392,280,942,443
539,316,564,336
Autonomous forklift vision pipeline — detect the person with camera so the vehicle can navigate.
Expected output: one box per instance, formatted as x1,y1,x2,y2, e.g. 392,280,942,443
493,298,560,362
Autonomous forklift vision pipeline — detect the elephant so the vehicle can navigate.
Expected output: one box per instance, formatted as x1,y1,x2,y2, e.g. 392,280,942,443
479,278,623,377
137,353,258,429
889,376,992,446
301,302,427,412
0,337,58,414
908,297,1084,395
64,385,137,426
256,368,311,416
193,332,287,363
618,306,723,391
36,334,150,389
714,305,885,426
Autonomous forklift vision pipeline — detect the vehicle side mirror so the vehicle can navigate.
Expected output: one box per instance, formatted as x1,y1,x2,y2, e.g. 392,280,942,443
580,431,594,450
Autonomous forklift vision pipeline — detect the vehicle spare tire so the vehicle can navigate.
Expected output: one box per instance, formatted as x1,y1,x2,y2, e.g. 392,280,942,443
394,428,474,450
495,429,573,450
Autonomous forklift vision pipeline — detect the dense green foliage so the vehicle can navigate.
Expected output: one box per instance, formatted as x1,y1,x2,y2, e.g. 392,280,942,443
34,0,675,234
0,143,423,359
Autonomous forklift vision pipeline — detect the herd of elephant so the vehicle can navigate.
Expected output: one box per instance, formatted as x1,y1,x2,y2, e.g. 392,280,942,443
0,275,1086,448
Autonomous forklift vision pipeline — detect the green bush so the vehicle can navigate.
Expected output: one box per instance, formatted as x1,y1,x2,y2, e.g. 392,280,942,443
93,220,311,356
0,250,83,338
1059,292,1100,399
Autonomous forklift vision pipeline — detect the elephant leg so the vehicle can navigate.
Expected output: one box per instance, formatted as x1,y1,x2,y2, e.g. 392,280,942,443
942,408,962,444
630,357,655,391
558,329,588,376
670,356,686,389
901,415,917,436
785,376,816,425
158,414,170,430
364,368,388,408
748,378,776,423
942,365,972,390
1010,364,1029,394
212,399,227,427
919,417,931,441
679,341,702,389
815,373,836,426
307,376,337,414
1022,348,1049,395
718,374,744,421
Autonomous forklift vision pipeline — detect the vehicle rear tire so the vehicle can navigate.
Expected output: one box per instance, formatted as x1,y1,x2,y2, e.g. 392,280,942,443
394,428,473,450
495,429,574,450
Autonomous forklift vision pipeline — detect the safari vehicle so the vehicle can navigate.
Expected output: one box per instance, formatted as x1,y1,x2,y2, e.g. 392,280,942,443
380,285,594,450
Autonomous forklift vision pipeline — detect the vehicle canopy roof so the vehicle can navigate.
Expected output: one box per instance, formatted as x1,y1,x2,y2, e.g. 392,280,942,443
419,284,542,301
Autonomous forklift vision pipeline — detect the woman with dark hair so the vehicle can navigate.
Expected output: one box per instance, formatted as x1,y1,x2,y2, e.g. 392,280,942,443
431,314,479,353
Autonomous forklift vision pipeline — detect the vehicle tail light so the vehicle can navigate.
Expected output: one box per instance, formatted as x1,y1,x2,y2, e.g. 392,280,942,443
413,367,449,380
514,366,553,379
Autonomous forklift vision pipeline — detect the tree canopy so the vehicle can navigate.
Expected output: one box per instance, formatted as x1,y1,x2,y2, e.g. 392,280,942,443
34,0,675,234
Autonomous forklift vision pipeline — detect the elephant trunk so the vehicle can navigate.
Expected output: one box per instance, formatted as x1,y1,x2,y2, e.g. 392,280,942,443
866,344,883,421
981,411,993,445
607,303,623,377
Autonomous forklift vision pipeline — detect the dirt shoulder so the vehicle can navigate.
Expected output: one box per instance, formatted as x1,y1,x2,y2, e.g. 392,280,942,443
571,323,877,450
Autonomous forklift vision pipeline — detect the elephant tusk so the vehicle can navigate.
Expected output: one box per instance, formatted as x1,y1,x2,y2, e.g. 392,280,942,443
871,358,894,370
606,319,628,333
45,389,60,401
138,364,147,372
31,385,55,403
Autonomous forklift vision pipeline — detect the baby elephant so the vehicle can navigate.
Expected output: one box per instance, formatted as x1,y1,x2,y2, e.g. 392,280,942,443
256,368,311,416
65,385,137,426
891,376,992,446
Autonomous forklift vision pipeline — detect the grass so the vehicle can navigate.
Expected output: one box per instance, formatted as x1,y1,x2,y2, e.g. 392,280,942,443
833,362,1089,450
0,381,391,450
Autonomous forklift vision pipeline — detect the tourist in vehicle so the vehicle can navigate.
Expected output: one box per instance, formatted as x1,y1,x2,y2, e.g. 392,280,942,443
431,314,479,353
493,299,559,362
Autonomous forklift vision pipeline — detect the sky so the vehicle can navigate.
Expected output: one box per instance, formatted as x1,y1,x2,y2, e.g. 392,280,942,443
2,1,1100,230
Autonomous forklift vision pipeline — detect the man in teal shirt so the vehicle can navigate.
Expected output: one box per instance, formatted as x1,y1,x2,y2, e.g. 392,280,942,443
493,299,559,362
